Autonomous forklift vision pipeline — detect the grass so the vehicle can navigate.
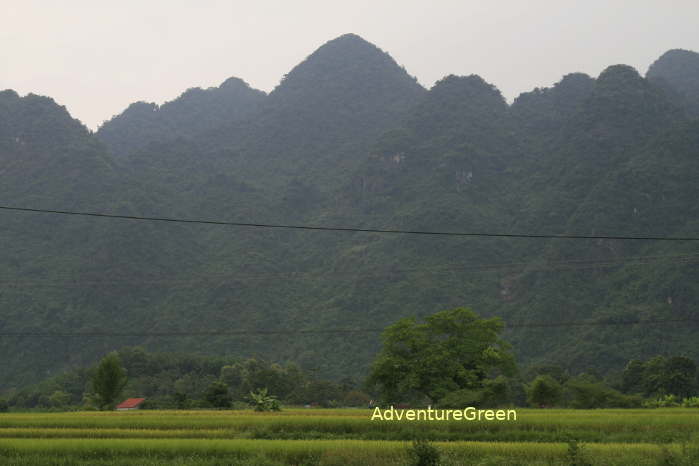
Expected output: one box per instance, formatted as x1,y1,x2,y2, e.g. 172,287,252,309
0,409,697,465
0,439,692,465
0,409,695,442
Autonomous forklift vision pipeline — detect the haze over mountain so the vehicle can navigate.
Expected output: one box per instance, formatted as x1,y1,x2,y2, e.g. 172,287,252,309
1,34,698,390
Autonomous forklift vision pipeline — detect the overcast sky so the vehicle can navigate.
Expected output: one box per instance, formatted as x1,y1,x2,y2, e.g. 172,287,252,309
3,1,699,130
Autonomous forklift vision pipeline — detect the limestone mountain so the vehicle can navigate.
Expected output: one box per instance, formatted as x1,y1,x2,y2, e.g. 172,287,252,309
96,77,266,157
646,48,699,117
0,40,697,391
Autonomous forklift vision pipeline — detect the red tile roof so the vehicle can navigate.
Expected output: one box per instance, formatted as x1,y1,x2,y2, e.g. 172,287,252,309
116,398,145,409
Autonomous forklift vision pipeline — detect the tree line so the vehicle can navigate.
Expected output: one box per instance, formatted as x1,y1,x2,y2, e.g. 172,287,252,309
1,307,698,412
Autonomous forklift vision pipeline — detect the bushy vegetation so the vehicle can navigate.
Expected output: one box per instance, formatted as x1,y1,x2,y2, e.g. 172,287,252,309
89,353,128,410
4,317,698,412
367,307,515,406
4,347,368,411
248,388,281,411
407,439,440,466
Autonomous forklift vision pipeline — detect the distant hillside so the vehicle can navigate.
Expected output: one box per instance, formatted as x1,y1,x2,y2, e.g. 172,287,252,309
646,48,699,117
96,77,266,157
200,33,429,193
1,37,698,392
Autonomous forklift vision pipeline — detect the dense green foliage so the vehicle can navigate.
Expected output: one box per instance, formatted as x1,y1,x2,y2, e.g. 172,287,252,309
527,375,563,408
407,438,441,466
6,344,696,411
248,388,281,411
203,381,232,409
1,35,698,394
96,77,266,157
622,356,697,398
5,347,364,410
90,353,128,410
367,308,514,404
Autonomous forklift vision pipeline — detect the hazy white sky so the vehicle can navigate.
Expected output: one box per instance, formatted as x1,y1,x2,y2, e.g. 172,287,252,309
3,1,698,129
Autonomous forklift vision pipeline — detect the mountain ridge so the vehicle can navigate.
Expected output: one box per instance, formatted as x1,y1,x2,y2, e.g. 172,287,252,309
1,37,698,391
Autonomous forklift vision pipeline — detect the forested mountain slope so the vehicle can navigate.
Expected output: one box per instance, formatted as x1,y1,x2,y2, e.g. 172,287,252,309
647,48,699,117
1,36,697,391
96,77,266,157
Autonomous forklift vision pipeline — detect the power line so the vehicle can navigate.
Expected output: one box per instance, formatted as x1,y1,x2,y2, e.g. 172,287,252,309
505,318,699,328
0,329,380,337
1,318,696,338
1,205,698,241
1,253,696,288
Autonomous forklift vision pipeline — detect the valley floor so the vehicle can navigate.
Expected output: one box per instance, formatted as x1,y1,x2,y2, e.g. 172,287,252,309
0,408,697,465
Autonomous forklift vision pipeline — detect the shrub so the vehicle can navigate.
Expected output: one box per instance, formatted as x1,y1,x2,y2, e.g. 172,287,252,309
205,381,232,408
342,390,371,407
644,394,681,408
566,439,592,466
481,375,512,407
407,438,440,466
681,397,699,408
527,375,562,407
172,392,190,409
656,439,699,465
48,390,71,409
565,380,644,408
249,388,281,411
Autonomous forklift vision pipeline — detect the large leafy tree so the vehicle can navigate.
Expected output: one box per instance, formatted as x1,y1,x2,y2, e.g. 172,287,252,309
621,355,697,398
204,381,232,408
527,375,562,407
91,352,128,410
621,359,646,394
367,307,515,404
663,356,698,399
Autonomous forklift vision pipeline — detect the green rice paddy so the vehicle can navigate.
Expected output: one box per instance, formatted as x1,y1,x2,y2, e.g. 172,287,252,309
0,409,697,465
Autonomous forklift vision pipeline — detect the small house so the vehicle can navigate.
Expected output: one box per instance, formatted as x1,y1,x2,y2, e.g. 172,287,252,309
115,398,145,411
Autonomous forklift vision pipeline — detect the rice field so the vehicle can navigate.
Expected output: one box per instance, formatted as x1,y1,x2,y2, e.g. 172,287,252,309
0,409,697,465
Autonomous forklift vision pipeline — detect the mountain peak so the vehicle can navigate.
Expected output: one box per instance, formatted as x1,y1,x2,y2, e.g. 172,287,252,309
578,63,680,144
594,65,646,100
97,79,265,156
0,91,90,155
552,73,595,111
646,48,699,116
122,101,158,115
404,74,507,146
263,33,424,144
425,74,507,118
327,33,369,44
315,33,377,53
556,72,594,91
431,74,505,102
647,49,699,76
511,72,595,132
271,34,422,98
219,76,261,93
597,64,643,86
0,89,20,101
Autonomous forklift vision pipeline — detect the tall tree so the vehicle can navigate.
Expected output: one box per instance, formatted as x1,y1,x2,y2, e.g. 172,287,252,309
367,307,515,404
91,352,128,410
527,375,562,408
